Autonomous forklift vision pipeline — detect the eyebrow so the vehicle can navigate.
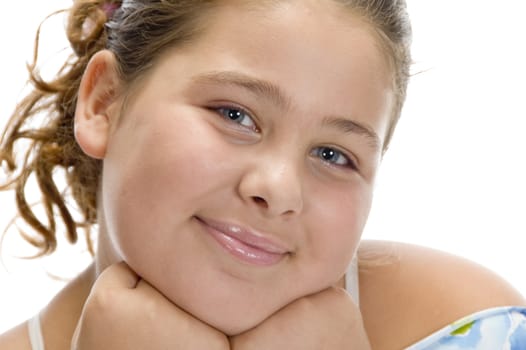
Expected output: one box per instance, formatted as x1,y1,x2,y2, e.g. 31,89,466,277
322,116,382,152
191,70,382,151
191,71,291,110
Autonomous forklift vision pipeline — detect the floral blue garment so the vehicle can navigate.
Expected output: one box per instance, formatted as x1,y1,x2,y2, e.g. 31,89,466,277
406,306,526,349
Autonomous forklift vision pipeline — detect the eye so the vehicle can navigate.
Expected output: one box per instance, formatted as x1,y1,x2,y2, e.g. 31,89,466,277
311,146,357,170
215,106,258,131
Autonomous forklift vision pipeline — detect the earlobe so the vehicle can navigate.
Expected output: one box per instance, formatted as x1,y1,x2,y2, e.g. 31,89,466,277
74,50,121,159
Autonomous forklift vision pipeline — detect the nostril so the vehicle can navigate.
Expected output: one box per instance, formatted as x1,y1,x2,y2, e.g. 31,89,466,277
252,196,268,208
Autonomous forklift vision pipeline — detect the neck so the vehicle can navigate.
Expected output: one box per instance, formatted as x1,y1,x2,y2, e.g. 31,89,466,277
39,263,96,350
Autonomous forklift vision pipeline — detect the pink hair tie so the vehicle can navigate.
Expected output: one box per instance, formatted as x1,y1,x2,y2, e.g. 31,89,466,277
101,2,120,19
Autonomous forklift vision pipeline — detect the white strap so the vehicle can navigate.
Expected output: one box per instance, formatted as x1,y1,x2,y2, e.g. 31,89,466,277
27,314,45,350
345,254,360,305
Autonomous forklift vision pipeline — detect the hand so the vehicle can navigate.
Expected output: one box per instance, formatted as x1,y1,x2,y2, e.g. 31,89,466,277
230,286,371,350
71,262,230,350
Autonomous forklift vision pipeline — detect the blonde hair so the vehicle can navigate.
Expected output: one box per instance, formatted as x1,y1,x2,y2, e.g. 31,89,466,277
0,0,412,256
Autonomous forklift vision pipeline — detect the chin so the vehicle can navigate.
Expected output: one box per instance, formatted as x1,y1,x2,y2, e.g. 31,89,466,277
213,318,260,337
189,298,277,336
175,293,289,336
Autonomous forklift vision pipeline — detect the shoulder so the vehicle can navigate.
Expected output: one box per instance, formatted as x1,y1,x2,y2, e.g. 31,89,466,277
0,321,32,350
357,240,526,350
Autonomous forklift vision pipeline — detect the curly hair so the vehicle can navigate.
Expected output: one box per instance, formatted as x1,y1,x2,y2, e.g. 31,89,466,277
0,0,412,256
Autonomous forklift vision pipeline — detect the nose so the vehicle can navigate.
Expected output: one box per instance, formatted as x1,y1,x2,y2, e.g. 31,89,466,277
238,154,304,218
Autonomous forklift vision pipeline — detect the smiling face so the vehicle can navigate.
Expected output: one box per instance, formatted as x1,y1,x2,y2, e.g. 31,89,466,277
86,0,393,335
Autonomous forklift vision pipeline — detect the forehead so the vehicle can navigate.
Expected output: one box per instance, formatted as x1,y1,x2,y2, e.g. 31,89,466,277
150,0,394,142
192,0,390,75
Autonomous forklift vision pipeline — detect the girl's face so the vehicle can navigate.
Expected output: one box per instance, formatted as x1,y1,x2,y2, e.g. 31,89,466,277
97,1,393,334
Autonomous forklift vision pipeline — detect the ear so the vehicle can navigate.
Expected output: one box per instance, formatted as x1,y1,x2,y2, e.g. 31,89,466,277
74,50,121,159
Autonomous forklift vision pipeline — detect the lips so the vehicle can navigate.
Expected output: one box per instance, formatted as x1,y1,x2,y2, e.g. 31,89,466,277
196,216,290,266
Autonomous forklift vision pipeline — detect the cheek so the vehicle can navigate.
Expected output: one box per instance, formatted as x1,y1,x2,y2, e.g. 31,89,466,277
99,110,232,260
305,184,372,281
314,182,372,237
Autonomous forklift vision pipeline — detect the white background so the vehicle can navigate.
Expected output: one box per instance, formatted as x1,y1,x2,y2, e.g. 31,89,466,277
1,1,525,333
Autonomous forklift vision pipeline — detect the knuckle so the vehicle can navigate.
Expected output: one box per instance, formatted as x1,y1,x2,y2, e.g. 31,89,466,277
209,332,230,349
289,294,318,315
322,286,355,305
142,297,163,321
310,286,360,317
85,286,121,316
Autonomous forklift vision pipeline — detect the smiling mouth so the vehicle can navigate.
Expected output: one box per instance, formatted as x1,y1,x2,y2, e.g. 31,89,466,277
195,216,290,266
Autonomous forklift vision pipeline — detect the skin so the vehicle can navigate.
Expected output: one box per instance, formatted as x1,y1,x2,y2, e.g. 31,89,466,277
1,242,524,350
80,0,391,335
0,1,525,350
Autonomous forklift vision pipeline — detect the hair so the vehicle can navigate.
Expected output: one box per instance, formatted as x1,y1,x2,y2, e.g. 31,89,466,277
0,0,412,256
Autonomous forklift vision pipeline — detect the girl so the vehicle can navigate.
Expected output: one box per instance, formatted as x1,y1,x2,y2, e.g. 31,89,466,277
1,0,525,349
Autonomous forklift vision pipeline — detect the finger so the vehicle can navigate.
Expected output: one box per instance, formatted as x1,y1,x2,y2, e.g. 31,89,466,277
94,261,140,291
134,277,160,297
310,286,359,311
134,278,182,310
133,279,214,329
132,278,177,307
